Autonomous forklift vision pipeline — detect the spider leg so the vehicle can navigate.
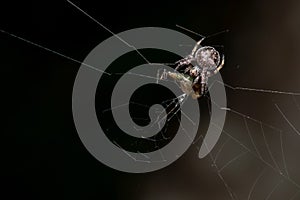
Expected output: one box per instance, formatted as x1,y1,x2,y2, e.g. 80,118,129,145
175,55,195,71
213,55,225,75
176,36,205,70
191,37,205,56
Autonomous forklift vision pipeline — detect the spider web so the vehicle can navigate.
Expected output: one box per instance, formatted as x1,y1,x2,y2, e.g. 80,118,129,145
203,90,300,200
3,1,300,199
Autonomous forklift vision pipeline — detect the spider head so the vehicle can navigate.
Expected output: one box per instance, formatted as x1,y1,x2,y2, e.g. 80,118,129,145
189,66,200,77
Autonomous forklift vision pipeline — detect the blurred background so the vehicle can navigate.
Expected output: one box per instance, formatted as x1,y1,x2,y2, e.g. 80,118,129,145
1,0,300,199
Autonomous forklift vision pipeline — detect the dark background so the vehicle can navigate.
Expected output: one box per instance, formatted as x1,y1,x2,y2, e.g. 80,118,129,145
2,0,300,199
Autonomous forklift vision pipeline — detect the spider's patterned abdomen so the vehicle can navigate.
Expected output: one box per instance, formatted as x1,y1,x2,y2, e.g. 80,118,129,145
195,46,220,71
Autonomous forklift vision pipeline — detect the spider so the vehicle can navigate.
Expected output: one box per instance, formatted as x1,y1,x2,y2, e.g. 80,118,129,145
160,37,225,99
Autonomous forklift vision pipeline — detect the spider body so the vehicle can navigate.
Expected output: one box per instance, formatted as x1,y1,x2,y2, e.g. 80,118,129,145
160,38,224,98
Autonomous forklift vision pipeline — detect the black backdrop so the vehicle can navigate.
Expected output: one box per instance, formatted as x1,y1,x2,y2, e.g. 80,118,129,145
2,0,300,199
